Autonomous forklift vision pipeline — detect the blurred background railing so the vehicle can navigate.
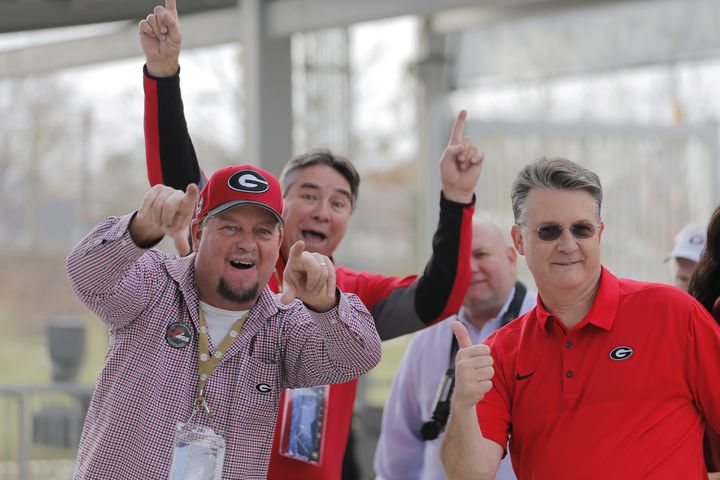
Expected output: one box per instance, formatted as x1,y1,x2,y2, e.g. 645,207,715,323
0,384,93,480
0,320,92,480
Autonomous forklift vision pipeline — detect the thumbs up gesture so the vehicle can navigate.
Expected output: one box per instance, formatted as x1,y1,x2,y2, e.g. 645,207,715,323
281,240,337,312
451,321,495,409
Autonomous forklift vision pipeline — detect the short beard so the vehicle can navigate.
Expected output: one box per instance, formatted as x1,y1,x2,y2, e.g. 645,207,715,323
218,277,259,304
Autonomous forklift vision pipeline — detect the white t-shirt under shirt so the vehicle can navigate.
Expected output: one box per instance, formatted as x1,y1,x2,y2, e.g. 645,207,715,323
198,301,249,349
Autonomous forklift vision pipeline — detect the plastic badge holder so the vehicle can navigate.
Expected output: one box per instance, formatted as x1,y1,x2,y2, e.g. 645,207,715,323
278,385,329,465
168,422,226,480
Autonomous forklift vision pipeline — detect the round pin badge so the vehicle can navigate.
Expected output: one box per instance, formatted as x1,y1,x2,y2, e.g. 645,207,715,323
165,322,193,349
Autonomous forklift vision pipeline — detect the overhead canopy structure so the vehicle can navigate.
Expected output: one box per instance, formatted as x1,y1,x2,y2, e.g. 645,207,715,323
3,0,720,264
0,0,622,35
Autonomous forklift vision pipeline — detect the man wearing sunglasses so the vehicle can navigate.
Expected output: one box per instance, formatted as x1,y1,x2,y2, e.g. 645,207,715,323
441,157,720,479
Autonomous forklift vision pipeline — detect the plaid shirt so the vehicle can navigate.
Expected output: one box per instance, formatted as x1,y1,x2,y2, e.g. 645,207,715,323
66,214,381,479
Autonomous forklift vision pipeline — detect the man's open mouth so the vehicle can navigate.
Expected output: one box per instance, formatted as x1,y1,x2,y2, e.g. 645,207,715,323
230,259,255,270
302,230,327,242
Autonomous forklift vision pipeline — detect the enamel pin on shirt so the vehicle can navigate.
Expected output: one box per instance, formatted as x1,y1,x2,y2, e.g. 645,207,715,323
166,322,193,349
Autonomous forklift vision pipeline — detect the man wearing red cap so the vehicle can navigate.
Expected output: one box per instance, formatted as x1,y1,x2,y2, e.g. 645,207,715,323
66,165,382,479
138,2,484,478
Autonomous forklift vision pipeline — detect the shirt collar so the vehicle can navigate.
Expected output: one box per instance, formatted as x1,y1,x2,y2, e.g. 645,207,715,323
535,266,619,333
458,286,518,340
166,253,280,327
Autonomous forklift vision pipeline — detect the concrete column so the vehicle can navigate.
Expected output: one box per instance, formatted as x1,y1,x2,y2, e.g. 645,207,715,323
414,21,452,265
241,0,293,176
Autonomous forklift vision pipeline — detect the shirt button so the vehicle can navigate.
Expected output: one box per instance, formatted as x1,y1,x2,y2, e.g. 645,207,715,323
566,370,574,378
565,341,573,348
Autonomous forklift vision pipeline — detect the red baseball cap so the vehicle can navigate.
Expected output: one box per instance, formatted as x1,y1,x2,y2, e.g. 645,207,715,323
195,165,284,225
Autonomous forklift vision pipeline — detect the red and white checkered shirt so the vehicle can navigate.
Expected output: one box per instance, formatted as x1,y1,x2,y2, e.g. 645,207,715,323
66,214,381,479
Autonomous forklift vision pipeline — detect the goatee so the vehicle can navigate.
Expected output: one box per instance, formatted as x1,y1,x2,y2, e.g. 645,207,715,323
218,277,259,304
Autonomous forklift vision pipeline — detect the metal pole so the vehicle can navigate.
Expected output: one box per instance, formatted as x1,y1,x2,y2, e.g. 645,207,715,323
16,391,28,480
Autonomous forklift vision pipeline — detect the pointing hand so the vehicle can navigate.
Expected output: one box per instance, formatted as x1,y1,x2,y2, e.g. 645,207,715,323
281,241,337,312
130,183,198,255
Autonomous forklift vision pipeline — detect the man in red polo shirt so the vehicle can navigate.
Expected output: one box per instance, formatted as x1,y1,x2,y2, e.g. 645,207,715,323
138,2,483,478
441,157,720,480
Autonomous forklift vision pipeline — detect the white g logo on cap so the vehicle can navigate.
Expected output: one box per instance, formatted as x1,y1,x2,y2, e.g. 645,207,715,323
228,170,270,193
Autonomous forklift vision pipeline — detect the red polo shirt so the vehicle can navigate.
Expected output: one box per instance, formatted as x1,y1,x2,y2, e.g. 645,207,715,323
477,267,720,480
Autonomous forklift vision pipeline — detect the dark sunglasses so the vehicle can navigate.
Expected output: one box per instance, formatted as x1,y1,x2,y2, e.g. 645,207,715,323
525,222,600,241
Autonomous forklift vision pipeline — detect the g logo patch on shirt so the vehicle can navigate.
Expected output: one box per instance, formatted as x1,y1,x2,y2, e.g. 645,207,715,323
256,383,272,393
165,322,193,349
609,346,634,360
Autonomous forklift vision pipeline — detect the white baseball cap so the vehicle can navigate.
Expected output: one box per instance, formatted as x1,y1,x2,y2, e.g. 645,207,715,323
666,222,707,263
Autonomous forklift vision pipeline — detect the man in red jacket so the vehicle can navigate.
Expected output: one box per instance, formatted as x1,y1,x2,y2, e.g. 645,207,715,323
139,2,484,477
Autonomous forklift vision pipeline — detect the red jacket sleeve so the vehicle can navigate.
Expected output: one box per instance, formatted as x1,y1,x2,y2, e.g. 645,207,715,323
143,65,205,189
338,193,474,341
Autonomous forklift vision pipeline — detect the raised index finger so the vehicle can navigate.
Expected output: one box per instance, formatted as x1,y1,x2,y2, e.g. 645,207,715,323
451,320,473,349
448,110,467,146
287,240,305,266
165,0,178,18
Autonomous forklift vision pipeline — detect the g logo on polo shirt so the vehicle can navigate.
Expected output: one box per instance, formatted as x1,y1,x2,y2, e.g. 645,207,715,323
609,346,634,360
228,170,269,193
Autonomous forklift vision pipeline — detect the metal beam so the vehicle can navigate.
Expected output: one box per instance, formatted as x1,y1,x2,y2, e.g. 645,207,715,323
0,0,608,77
430,0,643,33
0,10,241,78
0,0,568,35
3,0,719,79
0,0,236,34
466,119,719,143
266,0,552,37
455,0,720,83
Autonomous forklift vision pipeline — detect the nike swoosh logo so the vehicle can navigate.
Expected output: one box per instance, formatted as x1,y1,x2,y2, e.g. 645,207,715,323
515,371,536,381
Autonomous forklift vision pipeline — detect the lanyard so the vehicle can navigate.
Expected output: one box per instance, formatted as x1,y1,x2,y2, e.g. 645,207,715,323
195,308,250,421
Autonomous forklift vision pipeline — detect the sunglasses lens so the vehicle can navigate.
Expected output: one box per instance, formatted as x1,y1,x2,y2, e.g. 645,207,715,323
571,223,596,239
534,223,597,241
537,225,563,241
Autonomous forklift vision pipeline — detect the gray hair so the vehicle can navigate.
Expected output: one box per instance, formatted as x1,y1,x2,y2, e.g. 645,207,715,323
511,156,602,224
279,148,360,211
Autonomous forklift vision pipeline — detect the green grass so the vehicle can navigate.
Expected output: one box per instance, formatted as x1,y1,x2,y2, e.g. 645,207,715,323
0,311,108,386
363,333,414,407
